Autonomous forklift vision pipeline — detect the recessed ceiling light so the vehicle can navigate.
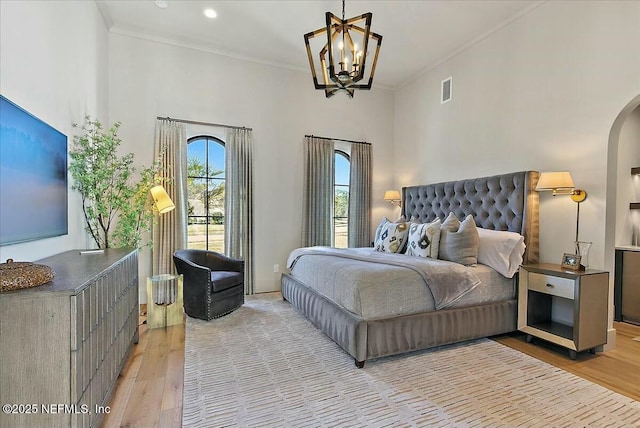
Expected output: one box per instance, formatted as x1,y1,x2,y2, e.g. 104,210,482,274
204,8,217,19
154,1,169,9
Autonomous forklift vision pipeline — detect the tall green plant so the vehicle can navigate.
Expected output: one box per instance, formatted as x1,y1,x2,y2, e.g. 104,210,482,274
69,116,161,249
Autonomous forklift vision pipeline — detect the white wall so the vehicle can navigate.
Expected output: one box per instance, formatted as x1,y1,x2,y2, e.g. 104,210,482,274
0,1,109,262
5,0,635,313
394,0,640,270
107,33,395,300
394,1,640,342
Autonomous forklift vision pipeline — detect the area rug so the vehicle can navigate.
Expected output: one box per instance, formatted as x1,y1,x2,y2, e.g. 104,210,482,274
183,293,640,427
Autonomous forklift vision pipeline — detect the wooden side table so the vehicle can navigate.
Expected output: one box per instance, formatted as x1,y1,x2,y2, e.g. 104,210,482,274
147,274,184,328
518,263,608,359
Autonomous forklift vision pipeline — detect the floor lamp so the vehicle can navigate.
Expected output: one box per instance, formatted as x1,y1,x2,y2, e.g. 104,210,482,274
147,185,182,328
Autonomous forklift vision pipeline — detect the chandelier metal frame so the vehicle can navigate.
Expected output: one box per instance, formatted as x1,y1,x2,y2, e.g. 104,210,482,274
304,0,382,98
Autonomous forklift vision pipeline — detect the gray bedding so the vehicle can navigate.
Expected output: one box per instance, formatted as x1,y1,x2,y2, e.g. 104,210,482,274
283,170,539,367
288,247,514,320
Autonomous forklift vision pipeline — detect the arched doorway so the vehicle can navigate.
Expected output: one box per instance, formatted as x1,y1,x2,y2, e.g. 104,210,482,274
604,93,640,347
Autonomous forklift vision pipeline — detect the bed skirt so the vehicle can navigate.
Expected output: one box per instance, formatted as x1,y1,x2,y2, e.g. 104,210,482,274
281,273,517,366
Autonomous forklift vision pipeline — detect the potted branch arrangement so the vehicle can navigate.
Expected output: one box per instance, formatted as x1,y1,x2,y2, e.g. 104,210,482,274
69,116,163,249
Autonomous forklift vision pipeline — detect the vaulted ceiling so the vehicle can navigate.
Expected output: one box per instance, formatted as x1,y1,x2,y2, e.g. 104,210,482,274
96,0,542,89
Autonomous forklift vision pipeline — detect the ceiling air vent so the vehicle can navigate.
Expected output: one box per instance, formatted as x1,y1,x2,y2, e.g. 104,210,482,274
441,76,452,104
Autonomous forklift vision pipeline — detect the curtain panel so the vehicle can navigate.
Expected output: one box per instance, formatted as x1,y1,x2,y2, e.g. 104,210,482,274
348,143,372,247
225,128,255,295
152,119,188,276
302,136,335,247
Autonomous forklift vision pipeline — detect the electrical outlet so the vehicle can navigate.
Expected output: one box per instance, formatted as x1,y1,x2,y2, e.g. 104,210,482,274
273,264,279,273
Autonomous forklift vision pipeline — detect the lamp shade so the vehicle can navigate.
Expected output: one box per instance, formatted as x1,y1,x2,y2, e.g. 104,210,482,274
150,185,175,214
535,172,575,191
384,190,401,201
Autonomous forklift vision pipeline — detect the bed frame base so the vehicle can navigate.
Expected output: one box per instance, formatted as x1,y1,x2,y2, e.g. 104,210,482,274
282,273,517,367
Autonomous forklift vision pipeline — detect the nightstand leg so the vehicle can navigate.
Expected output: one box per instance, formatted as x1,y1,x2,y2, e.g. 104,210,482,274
525,334,533,343
569,350,577,360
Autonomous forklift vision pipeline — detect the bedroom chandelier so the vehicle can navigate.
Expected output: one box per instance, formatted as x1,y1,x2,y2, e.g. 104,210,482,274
303,0,383,98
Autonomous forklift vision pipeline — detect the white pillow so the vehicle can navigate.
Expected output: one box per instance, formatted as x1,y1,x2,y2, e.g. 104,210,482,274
374,221,409,253
406,218,441,258
476,228,526,278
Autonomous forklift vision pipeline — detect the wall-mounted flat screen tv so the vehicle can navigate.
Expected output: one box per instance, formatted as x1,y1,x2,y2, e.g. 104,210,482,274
0,95,68,245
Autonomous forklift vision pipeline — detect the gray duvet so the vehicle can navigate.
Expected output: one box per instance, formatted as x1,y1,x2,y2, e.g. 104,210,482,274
287,247,514,320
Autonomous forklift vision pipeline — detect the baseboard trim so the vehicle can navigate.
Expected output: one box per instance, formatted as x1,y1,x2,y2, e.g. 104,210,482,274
602,328,617,351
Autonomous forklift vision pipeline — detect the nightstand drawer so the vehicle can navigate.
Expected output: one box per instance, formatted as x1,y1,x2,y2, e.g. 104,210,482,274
528,272,575,299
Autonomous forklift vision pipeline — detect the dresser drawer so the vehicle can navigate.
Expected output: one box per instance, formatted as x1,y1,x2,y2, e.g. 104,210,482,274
528,272,575,299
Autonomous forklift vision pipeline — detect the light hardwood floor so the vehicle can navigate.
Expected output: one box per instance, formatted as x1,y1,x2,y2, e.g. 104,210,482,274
102,310,640,427
495,321,640,402
102,310,184,428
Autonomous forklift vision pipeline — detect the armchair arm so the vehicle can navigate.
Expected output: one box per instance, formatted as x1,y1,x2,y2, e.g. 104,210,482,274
205,252,244,273
173,254,215,320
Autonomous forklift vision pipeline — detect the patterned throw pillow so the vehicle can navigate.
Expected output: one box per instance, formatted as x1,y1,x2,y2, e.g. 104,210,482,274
406,218,442,258
374,221,409,253
438,212,479,266
373,215,405,248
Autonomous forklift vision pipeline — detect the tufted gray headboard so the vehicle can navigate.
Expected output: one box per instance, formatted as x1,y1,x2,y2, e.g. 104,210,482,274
401,171,540,264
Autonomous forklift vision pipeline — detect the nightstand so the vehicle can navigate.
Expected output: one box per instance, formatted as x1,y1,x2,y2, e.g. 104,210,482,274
518,264,608,359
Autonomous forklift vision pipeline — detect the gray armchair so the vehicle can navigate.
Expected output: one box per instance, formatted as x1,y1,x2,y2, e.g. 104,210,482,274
173,249,244,320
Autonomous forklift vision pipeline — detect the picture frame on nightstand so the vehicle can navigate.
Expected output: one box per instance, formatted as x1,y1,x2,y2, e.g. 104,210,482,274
561,253,582,270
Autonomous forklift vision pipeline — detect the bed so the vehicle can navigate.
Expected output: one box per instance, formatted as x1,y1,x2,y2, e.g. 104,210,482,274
282,170,540,367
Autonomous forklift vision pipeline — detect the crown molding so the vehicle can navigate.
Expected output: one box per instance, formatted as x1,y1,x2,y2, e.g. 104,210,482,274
108,25,394,93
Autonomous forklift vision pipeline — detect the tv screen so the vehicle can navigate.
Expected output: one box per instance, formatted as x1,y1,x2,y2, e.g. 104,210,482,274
0,95,68,245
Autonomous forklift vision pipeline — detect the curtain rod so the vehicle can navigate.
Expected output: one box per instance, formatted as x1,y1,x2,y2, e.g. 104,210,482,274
157,116,252,131
305,134,370,145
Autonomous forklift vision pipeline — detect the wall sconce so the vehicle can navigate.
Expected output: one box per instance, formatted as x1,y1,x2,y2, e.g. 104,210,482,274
150,185,175,214
536,171,590,268
384,190,401,207
535,171,586,202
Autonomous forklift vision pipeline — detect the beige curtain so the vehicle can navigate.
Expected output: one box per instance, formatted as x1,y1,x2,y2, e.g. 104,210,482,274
348,143,372,247
225,128,255,295
302,136,335,247
152,119,187,276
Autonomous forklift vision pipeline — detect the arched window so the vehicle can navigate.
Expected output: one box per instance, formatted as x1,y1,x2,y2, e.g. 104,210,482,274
187,136,225,252
334,150,350,248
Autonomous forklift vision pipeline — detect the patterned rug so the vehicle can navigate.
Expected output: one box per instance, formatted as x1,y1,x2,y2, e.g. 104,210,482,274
183,293,640,427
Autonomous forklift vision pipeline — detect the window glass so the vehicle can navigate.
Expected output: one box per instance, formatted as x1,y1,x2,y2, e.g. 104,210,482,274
334,151,350,248
187,136,225,252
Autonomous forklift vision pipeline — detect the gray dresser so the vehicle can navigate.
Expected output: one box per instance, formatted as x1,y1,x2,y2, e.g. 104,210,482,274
0,249,139,428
